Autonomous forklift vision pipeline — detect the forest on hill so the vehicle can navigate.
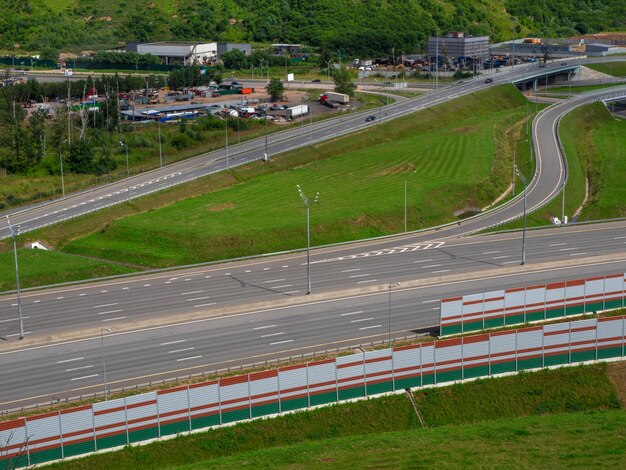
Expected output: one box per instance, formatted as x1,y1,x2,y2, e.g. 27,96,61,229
1,0,625,58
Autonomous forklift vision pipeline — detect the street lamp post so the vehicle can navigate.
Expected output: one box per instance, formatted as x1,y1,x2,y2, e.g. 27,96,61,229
514,165,528,265
101,328,111,400
435,27,440,91
158,120,163,167
225,117,229,169
264,115,269,162
388,282,400,347
119,140,130,199
59,148,65,197
297,185,319,295
6,217,24,340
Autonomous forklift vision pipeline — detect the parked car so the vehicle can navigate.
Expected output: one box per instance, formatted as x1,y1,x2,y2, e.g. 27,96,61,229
365,115,376,122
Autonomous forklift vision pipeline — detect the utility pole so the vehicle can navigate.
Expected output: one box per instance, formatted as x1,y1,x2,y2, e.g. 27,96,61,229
514,165,528,265
297,185,319,295
101,328,111,400
158,120,163,167
6,217,24,340
435,27,440,91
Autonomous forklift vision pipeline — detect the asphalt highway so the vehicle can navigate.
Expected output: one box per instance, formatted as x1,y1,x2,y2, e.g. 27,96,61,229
1,58,626,410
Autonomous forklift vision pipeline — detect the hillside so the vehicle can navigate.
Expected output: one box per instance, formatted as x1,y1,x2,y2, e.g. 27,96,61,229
2,0,626,58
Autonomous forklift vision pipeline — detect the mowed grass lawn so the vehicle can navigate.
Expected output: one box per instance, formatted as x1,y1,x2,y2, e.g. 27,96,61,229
55,85,526,268
586,61,626,77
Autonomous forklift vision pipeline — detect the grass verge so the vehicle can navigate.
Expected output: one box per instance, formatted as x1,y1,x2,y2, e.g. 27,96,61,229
46,362,622,469
585,61,626,77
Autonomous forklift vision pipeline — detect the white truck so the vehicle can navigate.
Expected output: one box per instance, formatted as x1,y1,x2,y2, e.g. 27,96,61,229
288,104,309,119
324,91,350,104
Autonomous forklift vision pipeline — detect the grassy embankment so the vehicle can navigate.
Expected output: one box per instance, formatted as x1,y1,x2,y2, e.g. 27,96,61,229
546,83,625,94
499,99,625,231
46,362,625,469
0,85,528,290
586,61,626,77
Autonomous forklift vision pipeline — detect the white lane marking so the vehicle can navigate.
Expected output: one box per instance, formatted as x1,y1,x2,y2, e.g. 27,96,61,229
569,252,587,256
260,332,285,338
144,284,151,287
349,274,370,278
123,287,130,290
422,299,439,304
56,357,84,364
71,374,99,381
432,307,440,310
491,255,509,260
263,268,270,271
244,270,251,273
187,296,211,302
194,302,216,307
164,282,171,284
57,297,64,300
341,268,361,273
97,309,123,315
205,275,212,278
422,264,441,268
253,325,276,330
432,269,451,274
282,265,289,268
482,251,500,255
65,365,93,372
102,316,126,322
181,290,204,296
359,325,382,330
357,279,378,284
161,340,186,346
270,339,293,346
264,279,286,283
225,273,231,276
93,303,118,309
184,279,191,281
169,347,195,354
284,290,300,294
6,332,31,337
341,311,363,316
614,236,626,239
351,318,374,323
79,293,87,296
559,247,578,251
33,300,40,303
502,260,520,265
549,243,567,247
0,316,29,323
413,259,433,264
100,290,108,293
177,355,202,362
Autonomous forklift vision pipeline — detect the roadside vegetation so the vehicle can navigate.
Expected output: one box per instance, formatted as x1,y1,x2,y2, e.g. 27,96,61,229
586,61,626,77
0,85,529,288
45,362,624,469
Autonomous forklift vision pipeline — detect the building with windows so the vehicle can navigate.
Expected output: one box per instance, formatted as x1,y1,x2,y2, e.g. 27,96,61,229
427,32,490,62
127,42,251,65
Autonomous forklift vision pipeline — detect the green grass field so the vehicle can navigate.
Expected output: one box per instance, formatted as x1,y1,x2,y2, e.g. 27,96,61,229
0,250,135,292
46,362,623,469
546,83,625,94
586,61,626,77
53,85,526,269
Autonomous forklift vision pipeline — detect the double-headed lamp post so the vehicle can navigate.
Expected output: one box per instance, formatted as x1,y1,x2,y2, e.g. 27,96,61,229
388,282,400,347
101,328,111,400
297,185,319,295
514,165,528,265
6,217,24,340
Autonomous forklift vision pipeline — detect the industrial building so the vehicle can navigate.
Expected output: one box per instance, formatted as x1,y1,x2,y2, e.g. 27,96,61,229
126,42,251,65
427,32,490,62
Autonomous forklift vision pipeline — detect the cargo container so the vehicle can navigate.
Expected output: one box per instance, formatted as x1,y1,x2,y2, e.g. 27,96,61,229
324,91,350,104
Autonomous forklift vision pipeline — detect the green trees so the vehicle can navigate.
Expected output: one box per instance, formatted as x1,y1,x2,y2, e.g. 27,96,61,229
266,78,284,101
333,67,355,97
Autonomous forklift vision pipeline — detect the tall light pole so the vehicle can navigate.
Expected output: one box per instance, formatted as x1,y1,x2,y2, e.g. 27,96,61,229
101,328,111,400
297,185,319,295
435,27,440,91
59,148,65,197
6,217,24,340
388,282,400,347
264,115,269,162
514,165,528,265
225,117,229,169
404,178,407,232
157,119,163,167
119,140,130,199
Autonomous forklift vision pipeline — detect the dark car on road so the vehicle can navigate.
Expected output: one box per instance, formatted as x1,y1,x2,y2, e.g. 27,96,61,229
484,78,493,84
365,115,376,122
312,79,321,82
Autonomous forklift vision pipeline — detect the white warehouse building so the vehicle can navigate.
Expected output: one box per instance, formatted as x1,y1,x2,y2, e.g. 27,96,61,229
135,42,218,65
